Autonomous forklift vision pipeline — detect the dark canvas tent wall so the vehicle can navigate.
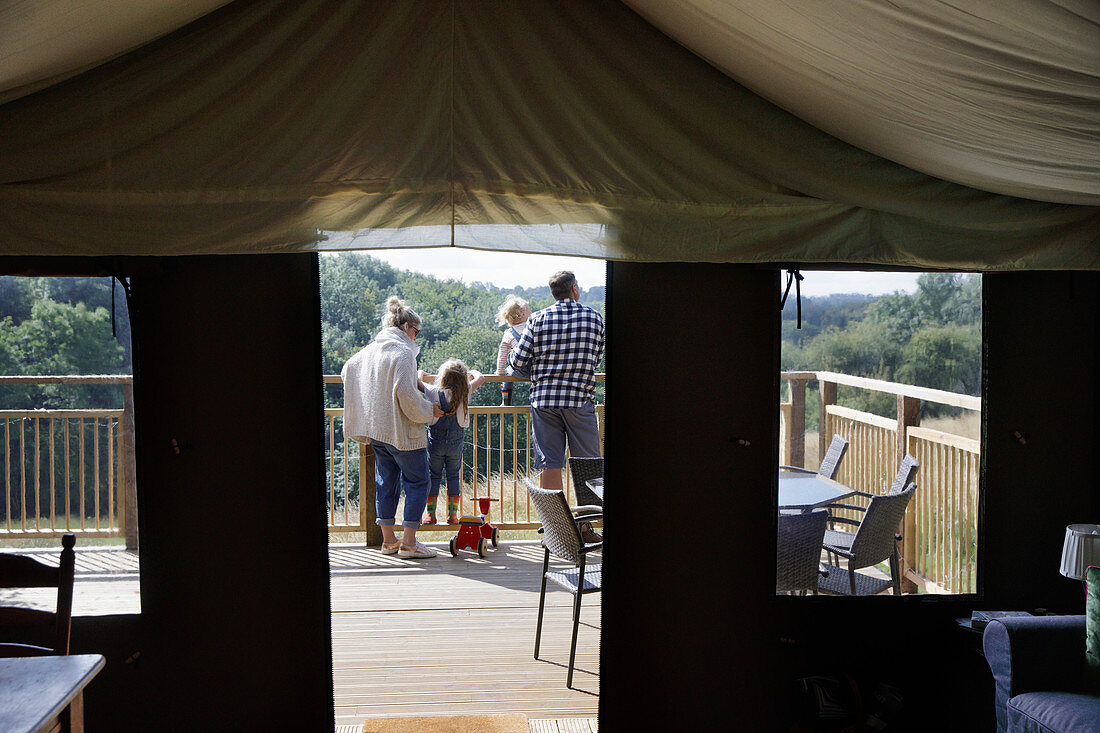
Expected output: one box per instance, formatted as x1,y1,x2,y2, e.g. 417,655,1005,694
0,0,1096,267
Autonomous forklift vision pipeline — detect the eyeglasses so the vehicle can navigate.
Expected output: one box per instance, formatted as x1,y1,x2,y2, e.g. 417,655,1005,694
406,324,420,337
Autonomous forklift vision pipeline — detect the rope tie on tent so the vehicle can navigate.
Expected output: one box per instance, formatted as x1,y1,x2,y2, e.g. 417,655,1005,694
780,269,804,329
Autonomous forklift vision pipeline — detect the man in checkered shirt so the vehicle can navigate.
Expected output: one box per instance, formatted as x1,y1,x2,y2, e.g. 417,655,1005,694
508,270,604,491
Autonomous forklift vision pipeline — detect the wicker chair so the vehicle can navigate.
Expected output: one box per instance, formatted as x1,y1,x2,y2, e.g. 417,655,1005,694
822,454,919,525
0,533,76,656
780,433,849,480
567,456,603,509
524,478,602,689
818,483,917,596
776,510,830,595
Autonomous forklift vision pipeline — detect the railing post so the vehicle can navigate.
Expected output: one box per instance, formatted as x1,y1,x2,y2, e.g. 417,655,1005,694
818,379,836,462
896,395,921,467
356,440,382,546
896,395,921,593
789,378,807,469
121,383,138,551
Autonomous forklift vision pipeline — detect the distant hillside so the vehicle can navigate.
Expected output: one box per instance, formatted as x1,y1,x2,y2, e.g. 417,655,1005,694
781,292,877,346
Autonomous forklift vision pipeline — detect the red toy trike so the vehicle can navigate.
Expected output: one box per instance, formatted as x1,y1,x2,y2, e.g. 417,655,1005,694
449,496,500,558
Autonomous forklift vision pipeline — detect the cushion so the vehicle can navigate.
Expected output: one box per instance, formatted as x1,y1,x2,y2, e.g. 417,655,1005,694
1007,691,1100,732
1087,565,1100,692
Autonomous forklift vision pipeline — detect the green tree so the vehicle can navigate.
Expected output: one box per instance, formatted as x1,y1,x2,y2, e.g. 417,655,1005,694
896,324,981,396
802,319,901,381
418,325,503,388
319,253,397,348
15,300,126,408
0,276,34,323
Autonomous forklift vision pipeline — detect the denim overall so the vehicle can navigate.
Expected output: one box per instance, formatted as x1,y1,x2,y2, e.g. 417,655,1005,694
427,395,464,498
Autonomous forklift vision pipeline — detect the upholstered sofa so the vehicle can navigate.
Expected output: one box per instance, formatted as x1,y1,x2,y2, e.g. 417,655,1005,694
983,615,1100,732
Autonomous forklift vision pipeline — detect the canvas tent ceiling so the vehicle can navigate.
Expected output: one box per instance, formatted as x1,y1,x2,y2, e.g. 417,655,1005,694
0,0,1096,268
624,0,1100,206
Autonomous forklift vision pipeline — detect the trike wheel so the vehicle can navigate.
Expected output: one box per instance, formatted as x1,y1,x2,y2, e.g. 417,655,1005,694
449,538,458,557
491,527,499,547
477,538,487,558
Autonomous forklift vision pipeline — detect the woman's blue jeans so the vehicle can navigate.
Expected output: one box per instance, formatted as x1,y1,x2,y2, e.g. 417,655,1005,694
370,439,429,529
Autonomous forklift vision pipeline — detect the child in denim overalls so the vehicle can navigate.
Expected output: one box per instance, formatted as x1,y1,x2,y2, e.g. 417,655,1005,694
420,359,484,524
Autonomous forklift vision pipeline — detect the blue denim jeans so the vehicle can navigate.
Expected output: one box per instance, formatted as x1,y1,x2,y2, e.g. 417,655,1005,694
371,439,429,529
428,418,463,498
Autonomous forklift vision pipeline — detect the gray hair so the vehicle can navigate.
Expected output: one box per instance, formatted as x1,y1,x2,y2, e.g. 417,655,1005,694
549,271,577,300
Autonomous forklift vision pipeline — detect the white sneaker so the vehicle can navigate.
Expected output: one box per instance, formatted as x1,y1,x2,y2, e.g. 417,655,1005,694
398,541,438,559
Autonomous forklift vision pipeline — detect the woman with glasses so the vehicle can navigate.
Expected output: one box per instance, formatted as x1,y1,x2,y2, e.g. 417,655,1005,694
341,296,443,558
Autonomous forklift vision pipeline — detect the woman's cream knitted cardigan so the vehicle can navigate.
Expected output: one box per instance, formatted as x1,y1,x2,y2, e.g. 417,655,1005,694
341,327,436,451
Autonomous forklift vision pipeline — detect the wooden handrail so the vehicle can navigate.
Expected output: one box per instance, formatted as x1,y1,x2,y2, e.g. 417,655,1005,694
0,410,123,418
787,371,980,411
0,375,132,384
825,404,895,431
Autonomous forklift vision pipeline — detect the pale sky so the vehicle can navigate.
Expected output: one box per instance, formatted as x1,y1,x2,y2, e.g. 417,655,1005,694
355,248,921,296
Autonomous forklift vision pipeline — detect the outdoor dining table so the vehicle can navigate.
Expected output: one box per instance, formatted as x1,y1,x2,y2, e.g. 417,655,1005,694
778,470,856,513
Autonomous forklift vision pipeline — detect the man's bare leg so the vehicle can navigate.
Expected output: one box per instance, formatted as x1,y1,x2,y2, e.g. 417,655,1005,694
540,467,563,490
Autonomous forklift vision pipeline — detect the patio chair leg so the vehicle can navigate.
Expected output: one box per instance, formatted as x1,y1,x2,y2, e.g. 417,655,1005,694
889,552,901,595
567,565,585,689
534,547,550,659
848,559,857,595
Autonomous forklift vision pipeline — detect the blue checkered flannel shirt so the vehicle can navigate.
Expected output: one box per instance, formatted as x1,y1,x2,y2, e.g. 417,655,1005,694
508,299,605,409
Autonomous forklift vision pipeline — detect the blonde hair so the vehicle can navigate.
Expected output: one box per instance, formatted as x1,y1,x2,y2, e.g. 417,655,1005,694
381,295,421,330
495,295,530,327
436,359,470,416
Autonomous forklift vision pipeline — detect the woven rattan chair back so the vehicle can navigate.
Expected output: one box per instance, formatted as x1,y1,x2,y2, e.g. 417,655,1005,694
777,510,829,594
568,457,604,507
849,483,916,567
889,454,920,494
818,434,849,479
525,478,584,563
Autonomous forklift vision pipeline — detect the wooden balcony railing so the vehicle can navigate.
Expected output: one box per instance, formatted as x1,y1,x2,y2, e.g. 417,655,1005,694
0,376,137,547
322,374,604,541
782,371,982,594
4,371,980,594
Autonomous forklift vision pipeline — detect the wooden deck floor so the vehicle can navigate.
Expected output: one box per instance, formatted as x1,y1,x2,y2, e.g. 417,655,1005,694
3,540,600,730
6,539,896,730
328,540,600,726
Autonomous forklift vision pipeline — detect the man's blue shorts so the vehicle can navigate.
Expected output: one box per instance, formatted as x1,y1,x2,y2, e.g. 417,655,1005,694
530,402,602,469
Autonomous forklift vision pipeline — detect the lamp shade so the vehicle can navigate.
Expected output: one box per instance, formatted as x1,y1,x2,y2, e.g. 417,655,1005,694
1060,524,1100,581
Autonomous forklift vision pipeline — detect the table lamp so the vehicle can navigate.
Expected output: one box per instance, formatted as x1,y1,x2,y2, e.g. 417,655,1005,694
1059,524,1100,586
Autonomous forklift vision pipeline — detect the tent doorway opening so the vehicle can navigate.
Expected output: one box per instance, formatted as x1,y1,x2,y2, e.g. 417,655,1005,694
0,275,140,617
778,271,982,597
319,249,605,725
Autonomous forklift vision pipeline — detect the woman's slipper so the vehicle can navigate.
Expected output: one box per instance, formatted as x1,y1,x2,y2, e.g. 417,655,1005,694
380,540,401,555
